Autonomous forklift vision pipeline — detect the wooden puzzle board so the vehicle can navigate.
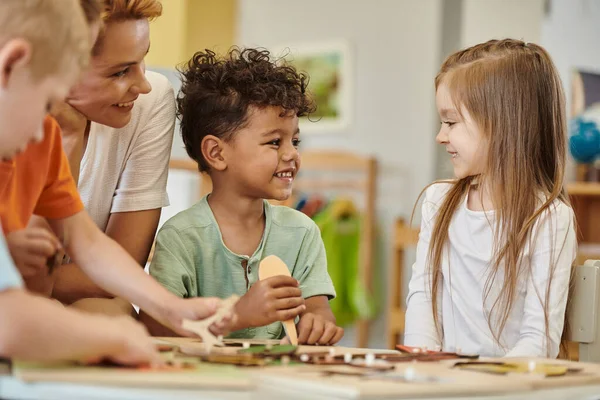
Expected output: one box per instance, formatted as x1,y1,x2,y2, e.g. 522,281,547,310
157,337,401,357
485,357,600,390
12,338,600,397
11,338,401,390
12,357,251,390
255,362,525,399
255,357,600,399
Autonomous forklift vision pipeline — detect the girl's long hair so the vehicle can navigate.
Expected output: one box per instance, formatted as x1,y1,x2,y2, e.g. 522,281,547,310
423,39,573,356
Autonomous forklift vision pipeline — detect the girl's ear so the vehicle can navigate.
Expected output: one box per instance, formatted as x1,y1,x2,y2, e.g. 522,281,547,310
202,135,227,171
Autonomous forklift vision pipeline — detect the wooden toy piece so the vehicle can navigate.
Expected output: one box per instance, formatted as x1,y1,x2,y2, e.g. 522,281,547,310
258,255,299,345
452,361,580,377
177,342,240,357
200,354,267,367
138,360,197,372
155,344,176,352
222,338,281,347
238,344,297,356
395,344,479,361
181,295,239,350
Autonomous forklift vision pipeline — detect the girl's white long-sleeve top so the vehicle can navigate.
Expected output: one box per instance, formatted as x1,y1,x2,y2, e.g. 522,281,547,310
404,183,577,358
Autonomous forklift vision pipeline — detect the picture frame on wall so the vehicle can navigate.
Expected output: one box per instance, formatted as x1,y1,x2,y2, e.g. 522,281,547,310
571,68,600,117
273,40,352,134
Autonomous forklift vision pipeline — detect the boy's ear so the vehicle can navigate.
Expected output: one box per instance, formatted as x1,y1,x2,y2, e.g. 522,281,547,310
201,135,227,171
0,39,32,89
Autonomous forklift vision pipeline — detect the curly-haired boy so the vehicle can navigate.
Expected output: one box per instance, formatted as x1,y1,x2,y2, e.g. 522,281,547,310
141,48,344,345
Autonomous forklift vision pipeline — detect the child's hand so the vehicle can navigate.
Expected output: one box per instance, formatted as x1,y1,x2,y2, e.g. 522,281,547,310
85,316,163,367
235,276,306,329
297,312,344,345
6,228,62,278
160,297,236,337
208,311,238,337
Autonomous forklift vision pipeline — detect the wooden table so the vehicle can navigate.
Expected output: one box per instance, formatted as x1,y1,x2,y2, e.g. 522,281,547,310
4,371,600,400
4,339,600,400
0,375,250,400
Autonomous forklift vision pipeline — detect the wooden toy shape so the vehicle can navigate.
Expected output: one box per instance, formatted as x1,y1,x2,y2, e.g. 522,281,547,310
182,295,239,350
258,255,299,345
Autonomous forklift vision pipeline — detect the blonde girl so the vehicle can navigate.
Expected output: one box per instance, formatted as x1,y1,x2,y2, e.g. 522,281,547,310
404,39,577,358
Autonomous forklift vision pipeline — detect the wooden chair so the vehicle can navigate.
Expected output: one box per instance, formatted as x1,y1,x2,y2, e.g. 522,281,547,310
292,151,377,348
386,218,419,349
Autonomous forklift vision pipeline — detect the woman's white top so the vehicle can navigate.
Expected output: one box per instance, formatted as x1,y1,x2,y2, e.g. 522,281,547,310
78,71,175,231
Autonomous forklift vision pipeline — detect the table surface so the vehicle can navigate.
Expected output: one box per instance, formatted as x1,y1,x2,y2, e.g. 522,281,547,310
4,373,600,400
4,340,600,400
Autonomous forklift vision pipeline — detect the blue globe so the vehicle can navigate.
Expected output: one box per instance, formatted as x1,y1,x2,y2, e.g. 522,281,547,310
569,117,600,163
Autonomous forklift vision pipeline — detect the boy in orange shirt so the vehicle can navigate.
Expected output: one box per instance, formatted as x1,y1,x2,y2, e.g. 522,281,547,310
0,0,233,337
0,0,160,364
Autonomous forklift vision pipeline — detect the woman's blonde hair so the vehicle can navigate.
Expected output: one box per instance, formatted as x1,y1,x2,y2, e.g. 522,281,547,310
420,39,573,356
93,0,162,55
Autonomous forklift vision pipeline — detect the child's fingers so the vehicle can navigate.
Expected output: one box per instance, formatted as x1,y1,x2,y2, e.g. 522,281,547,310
209,312,235,335
19,261,46,277
113,343,163,367
25,253,48,266
208,323,224,336
271,286,302,299
25,228,62,250
218,312,233,325
176,326,197,338
26,238,59,257
167,297,223,337
267,275,299,288
318,323,338,345
297,313,314,344
112,319,164,367
273,296,304,311
306,321,324,345
187,297,221,320
276,304,305,323
330,327,345,345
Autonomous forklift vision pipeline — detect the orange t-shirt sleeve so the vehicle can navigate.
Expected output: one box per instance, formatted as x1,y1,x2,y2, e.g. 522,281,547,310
33,116,84,219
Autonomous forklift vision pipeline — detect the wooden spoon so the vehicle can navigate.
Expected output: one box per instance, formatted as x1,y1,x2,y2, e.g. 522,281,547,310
258,255,299,345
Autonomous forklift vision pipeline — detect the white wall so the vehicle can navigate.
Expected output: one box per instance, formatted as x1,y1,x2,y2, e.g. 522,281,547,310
434,0,545,179
238,0,444,348
541,0,600,180
461,0,544,47
542,0,600,119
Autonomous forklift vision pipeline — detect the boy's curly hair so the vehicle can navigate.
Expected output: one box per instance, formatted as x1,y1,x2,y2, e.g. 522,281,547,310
177,47,316,172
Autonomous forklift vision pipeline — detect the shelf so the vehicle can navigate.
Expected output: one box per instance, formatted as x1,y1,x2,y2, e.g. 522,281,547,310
568,182,600,196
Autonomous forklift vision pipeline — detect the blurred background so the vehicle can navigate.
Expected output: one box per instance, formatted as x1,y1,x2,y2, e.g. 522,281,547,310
144,0,600,349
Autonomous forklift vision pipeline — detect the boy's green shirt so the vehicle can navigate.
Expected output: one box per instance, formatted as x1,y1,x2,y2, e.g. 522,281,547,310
149,196,336,339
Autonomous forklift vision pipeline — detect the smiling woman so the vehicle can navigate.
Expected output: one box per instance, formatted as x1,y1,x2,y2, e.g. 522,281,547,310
46,0,176,309
69,18,153,128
